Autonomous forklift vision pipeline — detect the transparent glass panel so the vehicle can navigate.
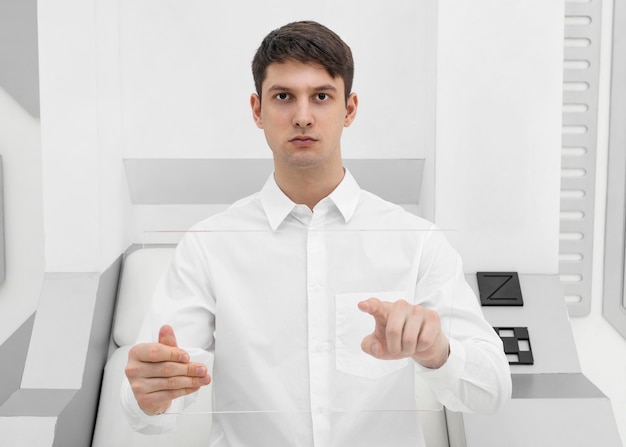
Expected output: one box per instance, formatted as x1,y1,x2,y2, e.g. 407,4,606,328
137,227,463,399
135,227,462,445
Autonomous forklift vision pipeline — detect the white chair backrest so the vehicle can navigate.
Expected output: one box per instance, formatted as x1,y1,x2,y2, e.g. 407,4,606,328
113,247,176,347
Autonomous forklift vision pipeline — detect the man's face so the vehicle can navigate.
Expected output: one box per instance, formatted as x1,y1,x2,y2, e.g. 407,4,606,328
251,60,357,174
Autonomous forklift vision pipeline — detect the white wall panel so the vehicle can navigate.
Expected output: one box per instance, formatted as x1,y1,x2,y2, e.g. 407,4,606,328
116,0,438,232
39,0,565,273
118,0,435,161
38,0,101,272
435,0,563,274
38,0,132,272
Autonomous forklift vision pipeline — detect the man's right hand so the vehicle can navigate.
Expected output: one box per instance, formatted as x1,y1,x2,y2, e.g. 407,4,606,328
125,324,212,415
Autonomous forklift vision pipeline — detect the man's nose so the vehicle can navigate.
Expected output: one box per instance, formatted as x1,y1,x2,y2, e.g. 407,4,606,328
292,101,314,128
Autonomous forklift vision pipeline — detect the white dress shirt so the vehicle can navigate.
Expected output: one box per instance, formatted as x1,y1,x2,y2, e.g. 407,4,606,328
121,170,511,446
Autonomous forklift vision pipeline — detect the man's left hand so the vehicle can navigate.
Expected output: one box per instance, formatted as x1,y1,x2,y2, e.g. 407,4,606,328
358,297,450,369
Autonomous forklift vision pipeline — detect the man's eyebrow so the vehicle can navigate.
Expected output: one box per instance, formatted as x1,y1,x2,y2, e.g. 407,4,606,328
266,85,291,93
312,84,338,92
266,84,338,93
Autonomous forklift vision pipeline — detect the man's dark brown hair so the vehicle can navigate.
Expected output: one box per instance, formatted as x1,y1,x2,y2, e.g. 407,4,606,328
251,21,354,102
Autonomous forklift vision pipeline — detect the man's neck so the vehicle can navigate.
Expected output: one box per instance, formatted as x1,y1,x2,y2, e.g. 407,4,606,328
274,164,345,211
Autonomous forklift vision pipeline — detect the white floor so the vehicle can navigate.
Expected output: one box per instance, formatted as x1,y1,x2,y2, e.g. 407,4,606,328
571,313,626,445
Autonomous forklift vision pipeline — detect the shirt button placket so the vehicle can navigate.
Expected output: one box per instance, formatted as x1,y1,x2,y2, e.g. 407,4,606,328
306,210,330,447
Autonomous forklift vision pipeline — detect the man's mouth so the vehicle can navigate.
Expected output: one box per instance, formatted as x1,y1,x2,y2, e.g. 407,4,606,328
289,135,317,146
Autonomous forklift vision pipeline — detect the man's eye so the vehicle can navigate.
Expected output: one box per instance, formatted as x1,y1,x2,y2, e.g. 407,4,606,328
276,93,289,100
316,93,329,101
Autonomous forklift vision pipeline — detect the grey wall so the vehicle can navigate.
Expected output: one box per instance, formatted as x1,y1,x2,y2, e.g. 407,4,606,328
54,255,122,447
603,0,626,339
124,158,425,206
0,155,5,283
0,0,40,117
0,313,35,405
0,256,122,445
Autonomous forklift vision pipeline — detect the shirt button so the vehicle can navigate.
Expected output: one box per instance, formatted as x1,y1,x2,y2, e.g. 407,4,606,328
310,284,323,293
311,342,331,352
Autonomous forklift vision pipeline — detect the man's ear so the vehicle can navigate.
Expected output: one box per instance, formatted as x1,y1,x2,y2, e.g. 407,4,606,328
344,92,358,128
250,93,263,129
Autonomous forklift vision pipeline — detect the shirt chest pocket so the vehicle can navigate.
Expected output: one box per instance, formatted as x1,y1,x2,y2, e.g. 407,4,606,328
335,291,410,379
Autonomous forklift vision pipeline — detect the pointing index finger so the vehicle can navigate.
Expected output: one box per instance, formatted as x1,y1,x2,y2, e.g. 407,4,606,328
358,297,388,319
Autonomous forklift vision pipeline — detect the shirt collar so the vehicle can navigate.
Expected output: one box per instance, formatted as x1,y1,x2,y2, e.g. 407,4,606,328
260,169,361,231
327,168,360,223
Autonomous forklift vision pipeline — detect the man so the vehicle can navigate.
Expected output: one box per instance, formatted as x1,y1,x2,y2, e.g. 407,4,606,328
122,21,511,446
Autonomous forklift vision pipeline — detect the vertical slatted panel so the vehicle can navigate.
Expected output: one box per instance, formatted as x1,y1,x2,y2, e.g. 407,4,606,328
561,0,603,316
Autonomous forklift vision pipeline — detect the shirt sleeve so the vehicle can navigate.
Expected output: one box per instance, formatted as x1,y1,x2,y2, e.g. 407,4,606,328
120,231,216,433
413,227,512,414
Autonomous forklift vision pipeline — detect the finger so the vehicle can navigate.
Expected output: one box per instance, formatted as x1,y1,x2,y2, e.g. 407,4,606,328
410,308,450,368
130,372,209,396
186,362,210,378
414,309,441,353
361,333,384,357
133,371,211,397
399,306,423,355
139,361,209,379
357,297,380,314
152,373,212,392
358,297,390,326
385,301,410,355
130,342,189,364
158,324,178,348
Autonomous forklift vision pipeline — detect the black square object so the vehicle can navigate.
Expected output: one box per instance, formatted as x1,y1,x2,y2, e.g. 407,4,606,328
493,326,534,365
477,272,523,306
